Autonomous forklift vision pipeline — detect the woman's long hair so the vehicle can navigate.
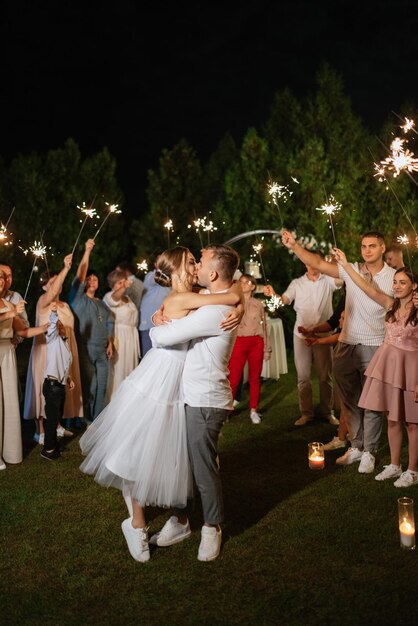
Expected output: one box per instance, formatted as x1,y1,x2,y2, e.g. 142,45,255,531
386,267,418,327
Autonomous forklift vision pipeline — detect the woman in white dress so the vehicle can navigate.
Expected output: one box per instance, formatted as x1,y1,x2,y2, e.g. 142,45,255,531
0,273,48,469
79,246,242,561
103,269,140,401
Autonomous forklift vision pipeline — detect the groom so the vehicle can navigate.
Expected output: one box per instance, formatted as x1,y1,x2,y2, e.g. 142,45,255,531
149,243,241,561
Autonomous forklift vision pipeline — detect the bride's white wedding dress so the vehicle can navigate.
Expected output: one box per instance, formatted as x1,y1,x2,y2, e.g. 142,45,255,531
79,326,192,509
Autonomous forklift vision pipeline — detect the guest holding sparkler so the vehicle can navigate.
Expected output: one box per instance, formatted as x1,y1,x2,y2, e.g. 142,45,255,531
103,269,140,401
228,274,271,424
23,253,77,445
264,251,342,427
334,248,418,487
69,239,114,424
0,271,48,469
282,230,396,474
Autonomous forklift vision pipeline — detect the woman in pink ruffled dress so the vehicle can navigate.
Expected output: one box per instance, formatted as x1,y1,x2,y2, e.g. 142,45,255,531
334,248,418,488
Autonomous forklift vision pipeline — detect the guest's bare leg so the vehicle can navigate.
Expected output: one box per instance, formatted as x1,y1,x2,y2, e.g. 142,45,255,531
406,422,418,472
387,419,403,466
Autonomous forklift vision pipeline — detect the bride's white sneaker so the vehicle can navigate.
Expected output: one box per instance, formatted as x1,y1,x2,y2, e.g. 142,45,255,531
121,518,150,562
149,516,191,547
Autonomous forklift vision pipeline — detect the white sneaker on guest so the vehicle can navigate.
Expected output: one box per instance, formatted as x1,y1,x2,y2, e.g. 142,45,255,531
323,436,347,451
250,411,262,424
121,518,150,562
0,458,6,470
375,464,402,481
394,470,418,488
56,426,73,438
358,451,375,474
149,516,191,547
232,400,240,408
335,447,363,465
198,526,222,561
38,433,44,446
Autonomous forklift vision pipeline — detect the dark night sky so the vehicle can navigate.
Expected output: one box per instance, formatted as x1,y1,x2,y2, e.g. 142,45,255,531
2,0,418,218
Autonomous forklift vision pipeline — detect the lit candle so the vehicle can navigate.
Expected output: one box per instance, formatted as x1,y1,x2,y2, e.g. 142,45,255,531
309,452,325,470
398,497,416,550
308,442,325,470
399,521,415,549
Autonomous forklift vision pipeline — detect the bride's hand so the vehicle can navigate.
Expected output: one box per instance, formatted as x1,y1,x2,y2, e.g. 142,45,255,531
220,303,243,331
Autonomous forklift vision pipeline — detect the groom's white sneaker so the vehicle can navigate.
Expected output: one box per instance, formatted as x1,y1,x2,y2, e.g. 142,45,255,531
121,518,150,562
149,516,191,547
198,525,222,561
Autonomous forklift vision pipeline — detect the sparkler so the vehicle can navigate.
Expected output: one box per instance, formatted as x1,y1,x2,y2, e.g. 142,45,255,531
396,234,415,276
136,260,148,273
267,180,292,228
264,293,284,314
71,202,97,254
23,240,47,300
93,202,121,241
0,206,16,246
188,216,218,245
371,147,418,238
164,219,174,247
377,136,418,179
0,225,10,245
315,195,341,248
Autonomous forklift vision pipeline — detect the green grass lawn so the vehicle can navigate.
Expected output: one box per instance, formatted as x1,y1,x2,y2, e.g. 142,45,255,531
1,352,417,626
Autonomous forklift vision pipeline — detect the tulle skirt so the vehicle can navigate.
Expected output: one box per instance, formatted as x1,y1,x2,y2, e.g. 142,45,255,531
79,346,193,508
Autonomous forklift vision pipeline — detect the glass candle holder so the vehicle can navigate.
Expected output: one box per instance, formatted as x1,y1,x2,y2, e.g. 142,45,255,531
308,442,325,470
398,497,416,550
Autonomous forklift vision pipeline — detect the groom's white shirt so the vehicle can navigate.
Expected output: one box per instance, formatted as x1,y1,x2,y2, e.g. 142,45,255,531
150,304,237,410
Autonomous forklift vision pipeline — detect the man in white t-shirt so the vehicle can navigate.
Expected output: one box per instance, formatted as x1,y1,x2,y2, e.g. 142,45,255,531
282,230,395,474
266,251,342,427
149,244,241,562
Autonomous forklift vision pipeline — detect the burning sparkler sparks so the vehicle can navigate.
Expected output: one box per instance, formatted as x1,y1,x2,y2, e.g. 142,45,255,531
188,216,218,245
0,225,10,245
264,294,284,313
23,240,47,300
315,195,341,248
136,260,148,273
93,202,121,241
401,117,415,134
164,219,174,247
72,202,97,254
376,137,418,179
267,180,293,228
0,206,16,246
396,233,415,276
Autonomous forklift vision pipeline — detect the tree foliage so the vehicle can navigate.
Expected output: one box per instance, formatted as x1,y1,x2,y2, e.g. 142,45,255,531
1,64,417,317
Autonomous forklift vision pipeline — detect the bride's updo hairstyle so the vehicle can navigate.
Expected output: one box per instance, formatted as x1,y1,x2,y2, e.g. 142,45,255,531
154,246,190,288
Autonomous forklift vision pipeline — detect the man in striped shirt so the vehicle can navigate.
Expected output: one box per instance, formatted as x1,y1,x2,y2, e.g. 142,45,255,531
281,230,395,474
